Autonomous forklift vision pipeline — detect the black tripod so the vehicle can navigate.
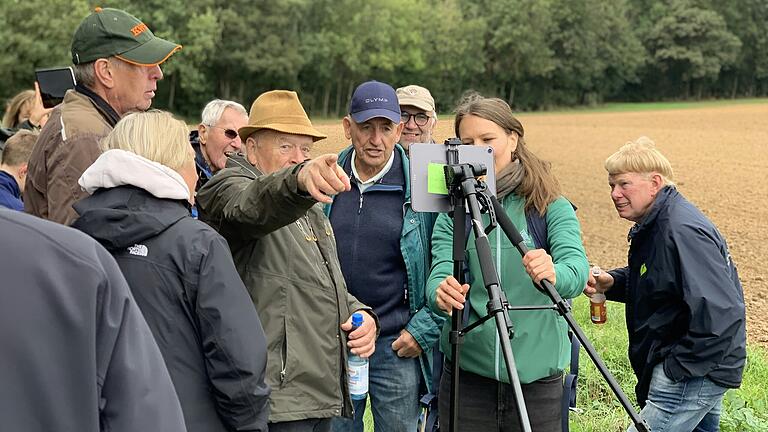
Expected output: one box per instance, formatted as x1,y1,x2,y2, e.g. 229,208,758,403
443,140,649,432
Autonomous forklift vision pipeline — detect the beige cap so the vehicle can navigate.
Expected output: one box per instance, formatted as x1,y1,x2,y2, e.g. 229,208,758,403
396,85,435,112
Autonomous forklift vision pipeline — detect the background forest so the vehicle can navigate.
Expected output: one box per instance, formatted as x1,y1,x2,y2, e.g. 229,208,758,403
2,0,767,117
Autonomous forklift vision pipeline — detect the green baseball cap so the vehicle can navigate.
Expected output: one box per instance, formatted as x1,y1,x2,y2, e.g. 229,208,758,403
71,7,181,66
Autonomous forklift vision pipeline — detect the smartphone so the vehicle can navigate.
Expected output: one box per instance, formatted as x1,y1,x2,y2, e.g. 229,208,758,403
35,67,76,109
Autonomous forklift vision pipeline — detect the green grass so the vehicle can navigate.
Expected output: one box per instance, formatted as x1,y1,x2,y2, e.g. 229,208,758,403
361,296,768,431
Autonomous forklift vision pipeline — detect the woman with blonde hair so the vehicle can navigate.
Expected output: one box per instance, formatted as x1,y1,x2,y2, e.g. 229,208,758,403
72,110,270,432
426,94,588,431
2,85,52,129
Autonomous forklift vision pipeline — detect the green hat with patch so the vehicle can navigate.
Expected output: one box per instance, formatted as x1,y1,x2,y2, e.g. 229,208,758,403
71,7,181,66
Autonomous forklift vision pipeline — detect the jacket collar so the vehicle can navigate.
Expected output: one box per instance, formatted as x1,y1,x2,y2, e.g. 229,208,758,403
338,144,411,200
75,84,121,127
629,185,677,241
224,152,261,177
190,130,213,180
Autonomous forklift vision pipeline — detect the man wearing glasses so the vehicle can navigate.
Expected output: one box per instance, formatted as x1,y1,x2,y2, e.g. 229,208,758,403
327,81,440,432
25,7,181,225
190,99,248,190
396,84,438,154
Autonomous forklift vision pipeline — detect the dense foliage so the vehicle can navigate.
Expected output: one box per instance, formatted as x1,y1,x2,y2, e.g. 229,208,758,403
2,0,766,117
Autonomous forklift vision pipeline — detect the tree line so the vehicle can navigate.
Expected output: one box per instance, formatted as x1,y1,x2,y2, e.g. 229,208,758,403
2,0,766,118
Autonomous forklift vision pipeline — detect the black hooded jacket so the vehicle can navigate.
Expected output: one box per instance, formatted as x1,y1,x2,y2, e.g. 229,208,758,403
72,185,270,432
607,186,746,406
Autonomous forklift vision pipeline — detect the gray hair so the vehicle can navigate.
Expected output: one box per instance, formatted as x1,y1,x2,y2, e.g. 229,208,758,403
72,61,96,88
201,99,247,126
73,57,127,89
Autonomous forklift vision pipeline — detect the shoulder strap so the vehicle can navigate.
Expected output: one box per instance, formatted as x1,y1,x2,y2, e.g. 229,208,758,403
526,199,577,252
525,208,550,252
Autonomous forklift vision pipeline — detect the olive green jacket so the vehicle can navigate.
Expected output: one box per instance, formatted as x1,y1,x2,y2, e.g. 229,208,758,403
197,154,373,422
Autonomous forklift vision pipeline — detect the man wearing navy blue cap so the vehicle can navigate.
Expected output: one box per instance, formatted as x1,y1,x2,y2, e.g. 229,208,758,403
326,81,441,432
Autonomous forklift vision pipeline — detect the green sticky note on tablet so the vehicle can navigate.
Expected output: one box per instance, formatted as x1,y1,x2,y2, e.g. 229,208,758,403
428,163,449,195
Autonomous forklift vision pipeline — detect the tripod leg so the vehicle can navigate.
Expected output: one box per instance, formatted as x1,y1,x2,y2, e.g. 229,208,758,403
489,195,650,432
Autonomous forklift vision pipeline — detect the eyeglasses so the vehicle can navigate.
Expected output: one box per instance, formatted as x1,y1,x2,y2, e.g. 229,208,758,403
401,112,431,127
207,125,239,140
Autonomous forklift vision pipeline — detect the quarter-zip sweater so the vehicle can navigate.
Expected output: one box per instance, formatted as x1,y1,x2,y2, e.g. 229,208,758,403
330,150,409,337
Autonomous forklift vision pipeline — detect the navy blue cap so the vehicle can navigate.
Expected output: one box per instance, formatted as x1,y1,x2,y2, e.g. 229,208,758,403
349,80,401,124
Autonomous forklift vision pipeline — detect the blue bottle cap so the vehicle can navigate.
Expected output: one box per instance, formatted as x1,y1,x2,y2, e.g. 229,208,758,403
351,312,364,328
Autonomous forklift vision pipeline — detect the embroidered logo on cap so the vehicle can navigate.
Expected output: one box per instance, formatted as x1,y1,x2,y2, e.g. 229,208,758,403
131,22,149,37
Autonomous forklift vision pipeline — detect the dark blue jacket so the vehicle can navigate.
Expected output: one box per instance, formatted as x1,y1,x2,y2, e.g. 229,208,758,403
0,170,23,211
607,186,746,406
190,130,213,192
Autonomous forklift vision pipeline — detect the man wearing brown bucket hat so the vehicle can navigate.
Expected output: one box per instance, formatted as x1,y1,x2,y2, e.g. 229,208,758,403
197,90,379,432
25,7,181,225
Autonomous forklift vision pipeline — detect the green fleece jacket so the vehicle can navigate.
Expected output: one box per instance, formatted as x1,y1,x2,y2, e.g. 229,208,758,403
427,194,588,384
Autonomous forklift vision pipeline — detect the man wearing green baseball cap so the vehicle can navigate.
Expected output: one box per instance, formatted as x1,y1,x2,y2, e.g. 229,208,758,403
25,7,182,225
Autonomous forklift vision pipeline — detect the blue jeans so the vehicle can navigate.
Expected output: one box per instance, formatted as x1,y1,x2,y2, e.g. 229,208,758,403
629,363,728,432
332,333,421,432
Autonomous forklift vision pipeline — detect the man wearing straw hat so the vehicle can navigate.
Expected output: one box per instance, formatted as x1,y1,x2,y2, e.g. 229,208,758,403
197,90,379,432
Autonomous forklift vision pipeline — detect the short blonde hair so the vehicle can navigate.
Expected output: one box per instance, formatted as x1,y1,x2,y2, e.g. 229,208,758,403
605,136,675,186
101,110,192,170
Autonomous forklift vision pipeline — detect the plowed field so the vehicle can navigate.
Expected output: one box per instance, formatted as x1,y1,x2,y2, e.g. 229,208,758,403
312,102,768,347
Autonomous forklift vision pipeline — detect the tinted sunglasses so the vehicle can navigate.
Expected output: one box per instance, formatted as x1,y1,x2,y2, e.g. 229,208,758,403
208,125,239,140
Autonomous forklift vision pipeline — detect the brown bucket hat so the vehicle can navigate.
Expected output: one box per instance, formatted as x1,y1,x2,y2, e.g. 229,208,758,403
239,90,327,142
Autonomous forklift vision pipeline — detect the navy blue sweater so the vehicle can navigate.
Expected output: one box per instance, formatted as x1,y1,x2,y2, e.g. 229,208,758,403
0,170,23,211
330,151,409,337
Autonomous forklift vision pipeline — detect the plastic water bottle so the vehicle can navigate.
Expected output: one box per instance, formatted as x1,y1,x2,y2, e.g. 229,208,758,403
347,313,369,400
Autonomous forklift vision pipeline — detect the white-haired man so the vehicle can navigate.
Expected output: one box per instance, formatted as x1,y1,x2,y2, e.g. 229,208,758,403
190,99,248,190
586,138,746,432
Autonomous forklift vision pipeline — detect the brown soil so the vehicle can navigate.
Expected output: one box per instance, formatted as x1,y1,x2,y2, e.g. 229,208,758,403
312,103,768,347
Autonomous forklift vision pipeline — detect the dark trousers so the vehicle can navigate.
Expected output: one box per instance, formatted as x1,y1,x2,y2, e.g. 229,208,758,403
438,363,563,432
269,418,333,432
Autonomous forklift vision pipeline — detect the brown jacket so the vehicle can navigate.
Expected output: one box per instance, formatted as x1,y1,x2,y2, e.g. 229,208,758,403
25,89,116,224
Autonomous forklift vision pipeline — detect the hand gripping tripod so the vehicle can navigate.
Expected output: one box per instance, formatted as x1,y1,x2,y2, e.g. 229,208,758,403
442,139,649,432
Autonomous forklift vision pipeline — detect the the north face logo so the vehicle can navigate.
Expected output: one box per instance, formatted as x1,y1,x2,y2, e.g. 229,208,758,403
128,244,148,256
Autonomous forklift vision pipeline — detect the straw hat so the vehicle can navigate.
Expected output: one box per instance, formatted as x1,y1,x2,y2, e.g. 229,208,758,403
238,90,327,142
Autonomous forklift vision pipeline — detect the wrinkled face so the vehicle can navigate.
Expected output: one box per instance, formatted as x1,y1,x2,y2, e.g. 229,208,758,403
247,130,313,174
199,107,248,171
109,59,164,116
343,116,403,179
608,172,661,222
458,114,517,174
398,105,435,151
